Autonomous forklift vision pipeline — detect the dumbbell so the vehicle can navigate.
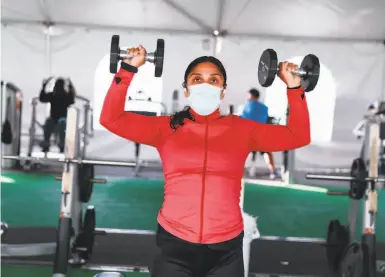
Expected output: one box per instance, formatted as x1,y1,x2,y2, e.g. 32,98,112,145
110,35,165,77
258,49,320,92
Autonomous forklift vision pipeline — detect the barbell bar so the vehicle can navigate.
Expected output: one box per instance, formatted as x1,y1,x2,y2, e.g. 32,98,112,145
2,155,136,168
305,174,385,182
55,176,107,184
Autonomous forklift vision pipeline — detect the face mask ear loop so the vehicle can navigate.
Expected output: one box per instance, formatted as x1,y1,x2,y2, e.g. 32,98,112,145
182,82,188,94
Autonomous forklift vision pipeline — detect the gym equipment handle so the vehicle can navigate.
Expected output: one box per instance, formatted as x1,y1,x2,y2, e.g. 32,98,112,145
276,63,309,77
118,51,156,63
306,173,385,182
55,176,107,184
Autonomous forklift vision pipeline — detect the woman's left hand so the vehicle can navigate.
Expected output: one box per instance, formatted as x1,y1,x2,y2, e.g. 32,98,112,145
278,61,302,88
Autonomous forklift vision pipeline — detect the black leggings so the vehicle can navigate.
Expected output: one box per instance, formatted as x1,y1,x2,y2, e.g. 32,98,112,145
151,225,244,277
41,117,66,151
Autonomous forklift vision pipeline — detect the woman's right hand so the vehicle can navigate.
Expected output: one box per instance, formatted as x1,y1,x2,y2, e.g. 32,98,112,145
122,45,147,68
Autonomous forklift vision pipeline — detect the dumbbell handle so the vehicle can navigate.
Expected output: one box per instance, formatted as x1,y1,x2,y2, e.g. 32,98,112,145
119,50,156,63
276,63,310,77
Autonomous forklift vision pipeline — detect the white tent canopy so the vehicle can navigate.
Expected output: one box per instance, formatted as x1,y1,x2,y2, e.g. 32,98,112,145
2,0,385,169
2,0,385,42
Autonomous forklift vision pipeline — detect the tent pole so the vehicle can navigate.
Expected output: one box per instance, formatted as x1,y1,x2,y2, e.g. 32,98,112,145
45,30,52,76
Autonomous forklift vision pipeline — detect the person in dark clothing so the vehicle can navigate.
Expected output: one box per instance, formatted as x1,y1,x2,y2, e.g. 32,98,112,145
39,77,75,152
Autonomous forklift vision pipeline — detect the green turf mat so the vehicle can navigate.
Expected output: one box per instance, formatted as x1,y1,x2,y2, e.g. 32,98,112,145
1,265,148,277
1,172,384,241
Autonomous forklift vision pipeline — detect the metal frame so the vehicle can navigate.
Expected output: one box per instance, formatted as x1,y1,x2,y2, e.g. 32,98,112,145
306,113,382,276
25,95,94,161
162,0,212,33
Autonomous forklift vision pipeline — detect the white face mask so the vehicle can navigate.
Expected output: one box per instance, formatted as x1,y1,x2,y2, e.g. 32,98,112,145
187,83,223,116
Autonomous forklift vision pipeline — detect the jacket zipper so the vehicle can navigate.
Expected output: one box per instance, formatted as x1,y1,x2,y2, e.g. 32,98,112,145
199,118,209,243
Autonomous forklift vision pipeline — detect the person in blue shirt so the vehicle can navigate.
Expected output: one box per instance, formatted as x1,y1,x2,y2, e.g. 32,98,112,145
240,88,279,179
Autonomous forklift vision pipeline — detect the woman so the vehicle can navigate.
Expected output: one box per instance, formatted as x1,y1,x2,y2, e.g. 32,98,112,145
39,77,76,152
100,45,311,277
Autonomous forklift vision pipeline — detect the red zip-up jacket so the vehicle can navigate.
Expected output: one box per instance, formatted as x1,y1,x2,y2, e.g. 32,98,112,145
100,65,311,244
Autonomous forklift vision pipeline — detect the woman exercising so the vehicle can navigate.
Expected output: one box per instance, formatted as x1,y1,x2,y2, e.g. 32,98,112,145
100,45,310,277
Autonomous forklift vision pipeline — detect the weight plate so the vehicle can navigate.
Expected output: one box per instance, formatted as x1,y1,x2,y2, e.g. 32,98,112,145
349,158,367,200
82,206,96,259
300,54,320,92
258,49,278,88
78,164,94,203
339,242,363,277
110,35,120,74
154,39,165,78
326,219,350,275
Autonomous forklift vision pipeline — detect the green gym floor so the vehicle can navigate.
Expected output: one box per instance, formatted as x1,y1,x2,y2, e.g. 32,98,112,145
1,172,385,277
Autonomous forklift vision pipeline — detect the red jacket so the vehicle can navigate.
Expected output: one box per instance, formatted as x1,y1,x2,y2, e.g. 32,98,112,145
100,67,311,244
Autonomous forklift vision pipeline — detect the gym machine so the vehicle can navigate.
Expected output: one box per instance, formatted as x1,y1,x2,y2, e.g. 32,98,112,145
24,95,94,169
306,110,385,276
1,81,23,169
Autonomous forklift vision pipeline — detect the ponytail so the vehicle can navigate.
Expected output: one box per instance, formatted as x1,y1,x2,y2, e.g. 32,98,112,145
170,106,194,131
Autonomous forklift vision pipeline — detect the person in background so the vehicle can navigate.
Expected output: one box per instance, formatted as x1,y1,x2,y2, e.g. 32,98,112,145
39,77,75,153
240,88,279,179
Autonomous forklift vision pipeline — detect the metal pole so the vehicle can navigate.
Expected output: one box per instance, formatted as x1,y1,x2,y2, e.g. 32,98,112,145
81,103,89,159
45,29,52,76
381,43,385,101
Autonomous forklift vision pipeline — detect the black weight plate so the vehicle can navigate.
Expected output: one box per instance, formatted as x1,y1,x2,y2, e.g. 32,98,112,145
258,49,278,88
349,158,367,200
300,54,320,92
78,164,94,203
154,39,165,78
82,206,96,259
110,35,120,74
326,219,350,275
339,242,363,277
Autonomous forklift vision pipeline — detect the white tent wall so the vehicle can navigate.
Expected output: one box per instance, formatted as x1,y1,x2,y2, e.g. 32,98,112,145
1,25,385,168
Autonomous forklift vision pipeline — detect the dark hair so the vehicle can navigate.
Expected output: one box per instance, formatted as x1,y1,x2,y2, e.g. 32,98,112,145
169,56,227,131
54,78,67,95
249,88,260,99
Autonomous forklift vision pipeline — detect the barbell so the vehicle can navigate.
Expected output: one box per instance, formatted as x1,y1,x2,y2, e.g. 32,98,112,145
258,48,320,92
2,155,136,167
2,155,136,203
306,158,383,200
110,35,165,77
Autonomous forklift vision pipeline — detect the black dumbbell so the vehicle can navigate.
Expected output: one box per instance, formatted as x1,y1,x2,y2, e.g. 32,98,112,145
110,35,165,78
258,49,320,92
